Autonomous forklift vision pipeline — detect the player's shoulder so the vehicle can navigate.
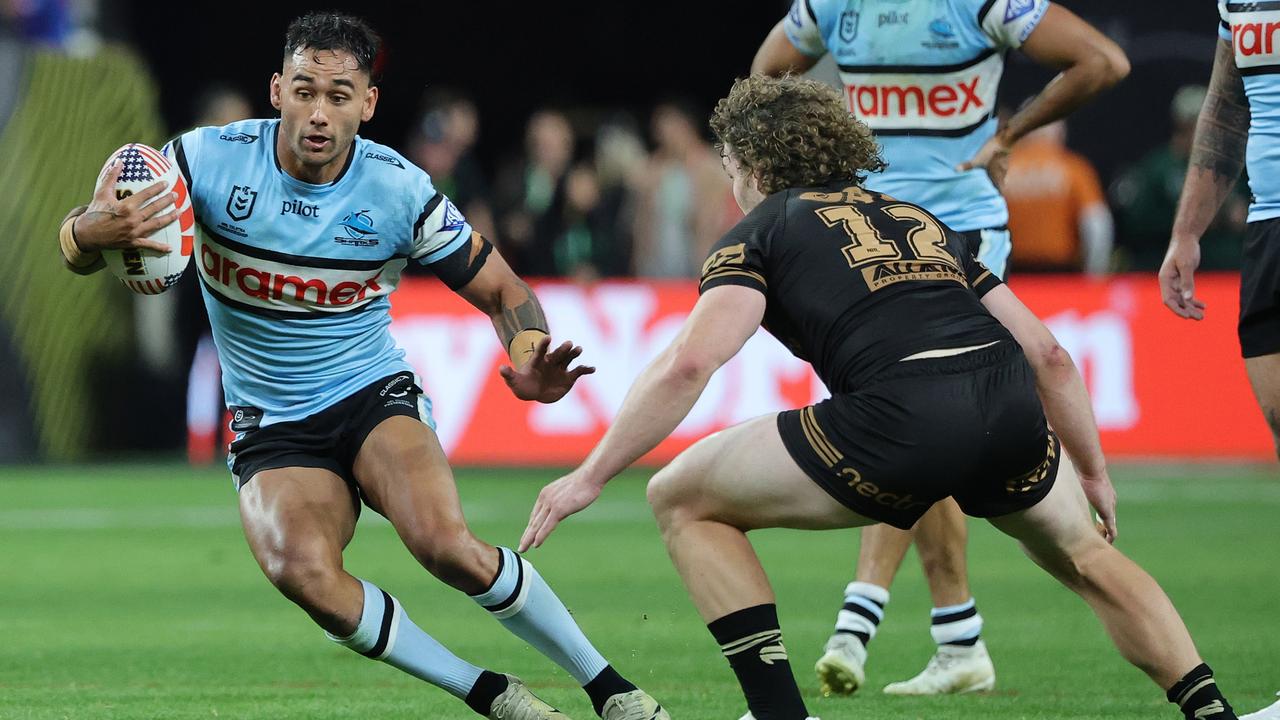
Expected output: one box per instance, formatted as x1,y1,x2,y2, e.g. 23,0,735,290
170,118,272,170
957,0,1051,47
353,137,419,178
178,118,275,153
349,136,439,217
801,0,843,29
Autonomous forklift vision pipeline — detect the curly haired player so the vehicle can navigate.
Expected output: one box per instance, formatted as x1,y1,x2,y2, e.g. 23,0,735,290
521,74,1255,720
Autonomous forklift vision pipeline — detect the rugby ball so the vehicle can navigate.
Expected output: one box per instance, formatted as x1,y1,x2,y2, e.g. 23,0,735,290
96,143,195,295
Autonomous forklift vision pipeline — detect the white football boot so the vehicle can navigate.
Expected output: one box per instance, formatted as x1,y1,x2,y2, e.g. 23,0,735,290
882,640,995,695
600,689,670,720
488,675,571,720
813,633,867,696
1243,692,1280,720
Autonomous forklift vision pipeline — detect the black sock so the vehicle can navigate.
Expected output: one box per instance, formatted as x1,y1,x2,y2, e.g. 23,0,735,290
464,670,510,716
708,604,809,720
1167,663,1237,720
584,665,638,716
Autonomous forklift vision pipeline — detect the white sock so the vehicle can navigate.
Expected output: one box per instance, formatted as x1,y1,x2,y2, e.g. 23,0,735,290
329,578,483,699
470,547,609,684
834,581,889,648
930,598,983,647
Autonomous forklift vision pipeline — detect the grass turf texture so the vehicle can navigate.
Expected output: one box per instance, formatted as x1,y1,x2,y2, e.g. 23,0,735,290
1,464,1277,719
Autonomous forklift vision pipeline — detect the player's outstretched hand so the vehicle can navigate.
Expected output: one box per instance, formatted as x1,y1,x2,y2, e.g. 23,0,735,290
1079,467,1118,543
499,336,596,403
956,134,1012,190
519,470,603,552
72,161,177,254
1159,239,1206,320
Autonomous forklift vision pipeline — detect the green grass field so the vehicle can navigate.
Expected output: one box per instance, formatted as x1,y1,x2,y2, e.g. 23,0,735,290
1,464,1277,720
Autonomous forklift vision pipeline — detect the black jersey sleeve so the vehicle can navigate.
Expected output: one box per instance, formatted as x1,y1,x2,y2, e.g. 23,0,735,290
955,230,1004,298
699,196,781,295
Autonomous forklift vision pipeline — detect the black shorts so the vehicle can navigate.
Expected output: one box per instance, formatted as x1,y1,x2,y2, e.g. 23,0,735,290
227,372,434,501
1240,218,1280,357
778,341,1059,529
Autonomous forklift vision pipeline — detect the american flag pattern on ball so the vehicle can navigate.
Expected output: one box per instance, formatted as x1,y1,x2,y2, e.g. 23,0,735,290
115,144,169,182
99,143,196,295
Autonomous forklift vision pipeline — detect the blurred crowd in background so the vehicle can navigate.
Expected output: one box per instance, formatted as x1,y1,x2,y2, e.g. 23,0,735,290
0,0,1249,461
184,80,1249,281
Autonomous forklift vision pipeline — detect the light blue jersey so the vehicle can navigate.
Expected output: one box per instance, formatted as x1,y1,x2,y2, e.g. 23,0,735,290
1219,1,1280,223
784,0,1049,233
161,119,473,428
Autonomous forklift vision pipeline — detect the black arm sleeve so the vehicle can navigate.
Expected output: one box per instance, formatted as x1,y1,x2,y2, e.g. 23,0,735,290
699,195,781,295
427,230,494,290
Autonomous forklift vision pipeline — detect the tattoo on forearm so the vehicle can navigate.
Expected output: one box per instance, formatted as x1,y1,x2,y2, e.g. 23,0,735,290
496,280,548,349
1190,43,1250,185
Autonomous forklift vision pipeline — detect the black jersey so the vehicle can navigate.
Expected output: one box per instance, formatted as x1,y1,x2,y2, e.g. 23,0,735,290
700,182,1012,393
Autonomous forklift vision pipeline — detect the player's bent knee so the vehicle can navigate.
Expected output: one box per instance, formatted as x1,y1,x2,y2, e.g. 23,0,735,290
404,524,491,591
646,460,704,530
261,551,345,609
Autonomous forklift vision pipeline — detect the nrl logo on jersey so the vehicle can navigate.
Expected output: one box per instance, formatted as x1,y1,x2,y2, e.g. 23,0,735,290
839,9,860,42
219,132,259,144
226,185,258,221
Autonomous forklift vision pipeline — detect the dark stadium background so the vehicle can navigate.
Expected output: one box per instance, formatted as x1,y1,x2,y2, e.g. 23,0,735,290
118,0,1218,186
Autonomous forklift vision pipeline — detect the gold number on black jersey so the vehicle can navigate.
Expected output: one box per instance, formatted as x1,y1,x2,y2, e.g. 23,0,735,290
815,205,902,267
883,204,960,269
813,202,959,271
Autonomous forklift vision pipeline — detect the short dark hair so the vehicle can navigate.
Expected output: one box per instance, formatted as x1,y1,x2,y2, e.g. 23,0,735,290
284,12,381,80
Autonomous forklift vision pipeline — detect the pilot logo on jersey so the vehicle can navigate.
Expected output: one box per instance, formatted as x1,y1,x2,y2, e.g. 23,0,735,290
226,185,257,221
335,209,379,247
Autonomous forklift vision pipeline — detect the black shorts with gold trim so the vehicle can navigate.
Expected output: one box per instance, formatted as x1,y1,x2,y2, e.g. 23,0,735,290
777,341,1059,529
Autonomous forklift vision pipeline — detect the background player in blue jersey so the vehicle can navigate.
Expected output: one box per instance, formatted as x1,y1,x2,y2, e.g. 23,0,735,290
1162,3,1280,470
55,13,667,720
749,0,1130,697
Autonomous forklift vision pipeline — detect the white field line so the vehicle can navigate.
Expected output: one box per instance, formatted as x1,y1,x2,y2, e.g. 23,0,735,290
0,499,653,531
0,482,1276,531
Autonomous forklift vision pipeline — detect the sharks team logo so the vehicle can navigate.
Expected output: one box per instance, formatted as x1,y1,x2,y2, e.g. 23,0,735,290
335,209,380,246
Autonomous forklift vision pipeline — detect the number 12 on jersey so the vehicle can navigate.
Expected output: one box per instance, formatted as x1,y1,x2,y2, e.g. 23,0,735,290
814,202,959,271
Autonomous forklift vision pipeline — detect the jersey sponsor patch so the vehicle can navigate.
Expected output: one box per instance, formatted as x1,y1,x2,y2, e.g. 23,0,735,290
838,51,1000,134
1227,4,1280,72
197,230,401,314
